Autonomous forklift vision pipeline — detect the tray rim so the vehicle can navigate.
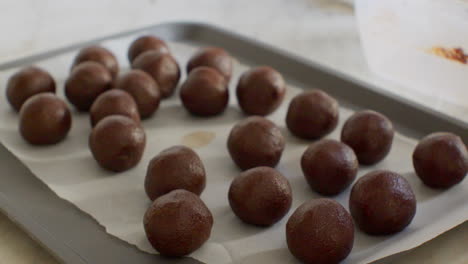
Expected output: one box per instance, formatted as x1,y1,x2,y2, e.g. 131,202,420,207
0,21,466,264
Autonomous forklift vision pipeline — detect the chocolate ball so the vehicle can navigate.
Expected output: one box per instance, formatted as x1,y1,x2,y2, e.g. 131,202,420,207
144,189,213,257
180,67,229,116
128,35,169,63
228,166,292,226
114,70,161,119
19,93,71,145
227,116,285,170
65,61,113,111
413,132,468,189
90,89,140,127
301,139,358,196
236,66,286,116
286,90,339,140
341,110,394,165
349,170,416,235
286,198,354,264
187,47,233,81
6,66,56,112
132,50,180,98
71,46,119,79
89,115,145,172
145,146,206,201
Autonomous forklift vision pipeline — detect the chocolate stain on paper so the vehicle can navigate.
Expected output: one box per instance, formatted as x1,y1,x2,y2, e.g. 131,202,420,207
182,131,216,148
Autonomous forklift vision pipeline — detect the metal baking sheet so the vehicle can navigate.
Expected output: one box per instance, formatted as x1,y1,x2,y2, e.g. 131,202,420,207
0,22,466,264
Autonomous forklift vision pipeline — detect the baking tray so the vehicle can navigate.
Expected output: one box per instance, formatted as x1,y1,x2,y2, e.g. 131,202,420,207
0,22,466,264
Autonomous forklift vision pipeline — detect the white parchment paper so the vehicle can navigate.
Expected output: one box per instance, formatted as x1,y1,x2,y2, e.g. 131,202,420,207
0,34,466,264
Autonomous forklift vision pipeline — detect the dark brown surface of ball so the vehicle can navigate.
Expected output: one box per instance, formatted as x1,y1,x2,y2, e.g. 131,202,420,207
236,66,286,116
413,132,468,189
128,35,170,63
71,46,119,79
286,90,339,140
227,116,285,170
145,146,206,201
65,61,113,111
349,170,416,235
228,167,292,226
19,93,71,145
301,139,358,196
132,50,180,98
341,110,394,165
180,67,229,116
286,198,354,264
143,190,213,257
90,89,140,127
6,66,56,112
187,47,233,81
114,70,161,119
89,115,145,172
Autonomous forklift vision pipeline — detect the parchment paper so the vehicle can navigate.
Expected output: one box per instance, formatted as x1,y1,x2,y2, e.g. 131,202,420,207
0,35,466,264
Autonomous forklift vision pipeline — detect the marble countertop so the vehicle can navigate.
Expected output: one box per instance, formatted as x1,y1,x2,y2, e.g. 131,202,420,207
0,0,466,263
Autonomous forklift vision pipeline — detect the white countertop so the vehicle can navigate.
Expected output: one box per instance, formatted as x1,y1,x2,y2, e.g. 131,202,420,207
0,0,466,263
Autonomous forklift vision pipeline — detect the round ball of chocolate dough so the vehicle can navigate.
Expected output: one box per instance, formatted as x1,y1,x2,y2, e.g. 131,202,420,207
349,170,416,235
286,90,339,140
301,139,358,196
132,50,180,98
228,166,292,226
89,115,146,172
71,46,119,79
180,66,229,116
65,61,113,111
6,66,56,112
127,35,170,63
144,189,213,257
286,198,354,264
19,93,71,145
236,66,286,116
114,70,161,119
413,132,468,189
187,47,233,81
145,145,206,201
227,116,285,170
341,110,394,165
90,89,140,127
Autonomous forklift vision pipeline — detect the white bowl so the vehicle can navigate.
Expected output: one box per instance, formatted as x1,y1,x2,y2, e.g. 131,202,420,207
356,0,468,107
